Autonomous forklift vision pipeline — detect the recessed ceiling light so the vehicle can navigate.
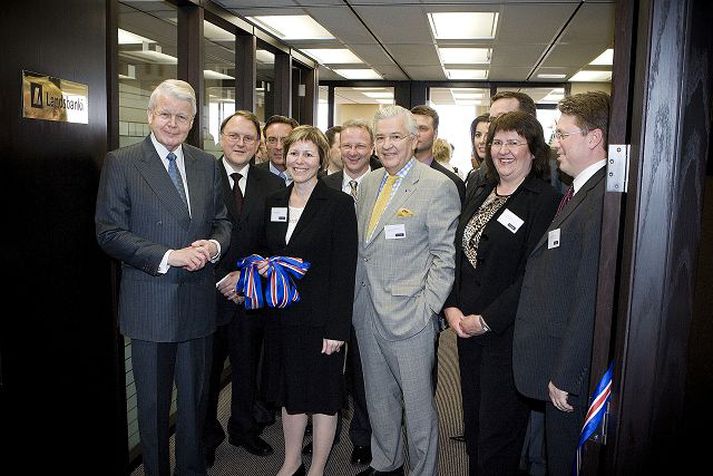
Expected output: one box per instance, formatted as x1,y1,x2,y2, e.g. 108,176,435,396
362,92,394,99
452,92,484,99
438,48,491,64
247,15,334,40
256,50,275,64
302,49,362,64
590,49,614,66
204,70,234,80
447,69,488,80
333,68,383,80
456,99,483,106
428,12,499,40
569,70,612,82
537,73,567,79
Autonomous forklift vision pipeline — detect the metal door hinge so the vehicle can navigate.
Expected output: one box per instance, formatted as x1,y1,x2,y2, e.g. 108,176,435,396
607,144,630,193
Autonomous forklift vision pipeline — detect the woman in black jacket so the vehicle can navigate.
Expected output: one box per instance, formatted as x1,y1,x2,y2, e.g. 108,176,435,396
443,111,561,476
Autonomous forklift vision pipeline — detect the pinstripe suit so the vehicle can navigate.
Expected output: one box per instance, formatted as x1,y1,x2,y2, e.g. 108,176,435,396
512,167,606,476
96,135,231,475
353,159,460,475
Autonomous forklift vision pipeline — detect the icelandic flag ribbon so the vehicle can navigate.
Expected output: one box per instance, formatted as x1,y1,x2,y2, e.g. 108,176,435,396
235,254,266,310
264,256,311,309
574,361,615,476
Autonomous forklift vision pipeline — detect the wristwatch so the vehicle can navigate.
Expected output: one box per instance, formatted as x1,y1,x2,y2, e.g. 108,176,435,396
478,315,491,333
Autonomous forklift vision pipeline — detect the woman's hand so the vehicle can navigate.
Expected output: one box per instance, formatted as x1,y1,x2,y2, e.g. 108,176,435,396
460,314,487,337
322,339,344,355
256,259,270,277
444,307,470,339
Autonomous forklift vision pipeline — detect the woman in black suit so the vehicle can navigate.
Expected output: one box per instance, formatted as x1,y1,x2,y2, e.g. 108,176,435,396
443,111,561,476
259,125,357,476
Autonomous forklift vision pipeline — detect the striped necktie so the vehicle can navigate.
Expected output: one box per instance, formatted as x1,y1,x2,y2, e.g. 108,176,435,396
166,152,188,208
367,174,397,238
349,180,359,202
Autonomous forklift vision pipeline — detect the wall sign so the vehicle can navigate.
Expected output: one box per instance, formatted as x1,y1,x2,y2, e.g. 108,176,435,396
22,70,88,124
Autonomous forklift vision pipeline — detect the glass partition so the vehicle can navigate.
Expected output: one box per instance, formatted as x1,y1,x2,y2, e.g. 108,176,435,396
203,20,236,158
333,86,394,127
256,47,275,122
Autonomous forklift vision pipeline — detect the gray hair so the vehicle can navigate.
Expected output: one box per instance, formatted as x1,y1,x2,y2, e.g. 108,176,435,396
372,105,417,136
341,118,374,144
148,79,197,115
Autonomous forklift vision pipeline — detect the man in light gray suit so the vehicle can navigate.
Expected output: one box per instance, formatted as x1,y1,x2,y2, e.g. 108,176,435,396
354,105,460,476
96,79,231,476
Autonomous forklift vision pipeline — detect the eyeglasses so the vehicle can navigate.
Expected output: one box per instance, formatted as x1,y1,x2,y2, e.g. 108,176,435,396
340,143,371,153
490,139,528,150
374,134,412,145
223,133,257,145
153,110,193,126
554,129,588,141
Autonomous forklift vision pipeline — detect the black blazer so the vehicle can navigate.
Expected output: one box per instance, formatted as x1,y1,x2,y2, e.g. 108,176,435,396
431,159,466,204
322,170,345,191
263,180,358,341
444,174,560,337
216,161,285,325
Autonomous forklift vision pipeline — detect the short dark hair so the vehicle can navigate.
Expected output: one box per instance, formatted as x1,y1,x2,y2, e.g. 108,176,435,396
558,91,611,148
410,104,439,130
325,125,343,147
282,125,330,169
220,110,261,138
490,91,537,117
264,115,299,135
484,111,551,182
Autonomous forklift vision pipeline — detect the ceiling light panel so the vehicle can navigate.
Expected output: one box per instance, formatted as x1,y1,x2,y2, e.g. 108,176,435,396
590,48,614,65
447,69,488,80
118,29,154,45
301,49,362,65
247,15,334,40
439,48,491,65
428,12,499,40
569,70,612,82
333,68,382,80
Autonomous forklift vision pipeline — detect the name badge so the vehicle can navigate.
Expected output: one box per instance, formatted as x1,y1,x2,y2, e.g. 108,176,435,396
548,228,561,249
271,207,288,222
497,208,524,234
384,224,406,240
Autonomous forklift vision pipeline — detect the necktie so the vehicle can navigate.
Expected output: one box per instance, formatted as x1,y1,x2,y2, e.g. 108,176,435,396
556,185,574,216
349,180,359,202
367,174,397,238
166,152,188,208
231,172,244,215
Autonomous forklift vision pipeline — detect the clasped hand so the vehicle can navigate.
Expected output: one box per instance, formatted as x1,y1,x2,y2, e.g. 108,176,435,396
322,339,344,355
168,240,216,271
443,307,487,338
216,271,245,304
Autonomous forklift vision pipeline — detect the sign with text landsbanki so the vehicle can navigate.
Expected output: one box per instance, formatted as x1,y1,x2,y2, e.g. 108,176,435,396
22,70,88,124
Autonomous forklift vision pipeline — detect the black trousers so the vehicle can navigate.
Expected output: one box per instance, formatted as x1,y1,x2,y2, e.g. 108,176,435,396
545,391,587,476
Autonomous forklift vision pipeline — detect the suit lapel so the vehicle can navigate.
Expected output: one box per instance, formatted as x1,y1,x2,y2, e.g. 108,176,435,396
288,180,327,245
134,137,191,226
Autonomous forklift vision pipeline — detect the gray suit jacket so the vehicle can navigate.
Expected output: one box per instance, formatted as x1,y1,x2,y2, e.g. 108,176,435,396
353,160,460,341
513,167,606,400
96,136,231,342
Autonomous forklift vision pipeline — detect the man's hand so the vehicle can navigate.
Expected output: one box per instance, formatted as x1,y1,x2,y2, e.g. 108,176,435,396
548,381,574,412
168,246,209,271
191,239,217,260
217,271,242,302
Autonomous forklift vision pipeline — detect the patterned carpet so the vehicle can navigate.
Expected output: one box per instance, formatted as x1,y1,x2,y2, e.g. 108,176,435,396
131,330,468,475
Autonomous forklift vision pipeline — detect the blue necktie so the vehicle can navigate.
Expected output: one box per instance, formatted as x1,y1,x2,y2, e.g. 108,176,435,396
166,152,188,208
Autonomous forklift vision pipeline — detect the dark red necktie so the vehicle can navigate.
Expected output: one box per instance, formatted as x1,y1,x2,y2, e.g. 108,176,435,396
556,185,574,216
230,172,244,215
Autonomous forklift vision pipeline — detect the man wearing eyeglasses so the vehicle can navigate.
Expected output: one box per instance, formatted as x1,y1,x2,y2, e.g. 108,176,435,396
353,105,459,476
257,114,299,186
96,79,231,475
513,91,611,476
201,111,285,466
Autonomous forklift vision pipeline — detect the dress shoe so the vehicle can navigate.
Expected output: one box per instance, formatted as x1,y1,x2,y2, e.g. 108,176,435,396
351,445,372,465
356,466,404,476
228,434,274,456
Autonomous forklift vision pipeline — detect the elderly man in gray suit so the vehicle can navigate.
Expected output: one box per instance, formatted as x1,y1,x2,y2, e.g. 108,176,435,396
354,105,460,476
96,79,231,476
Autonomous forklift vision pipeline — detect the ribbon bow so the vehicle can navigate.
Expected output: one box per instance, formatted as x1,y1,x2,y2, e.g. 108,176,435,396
573,361,615,475
235,254,266,310
235,254,311,309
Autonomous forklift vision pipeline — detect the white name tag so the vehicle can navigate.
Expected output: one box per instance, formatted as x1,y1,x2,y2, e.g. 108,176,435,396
384,224,406,240
497,208,524,234
548,228,561,249
271,207,288,222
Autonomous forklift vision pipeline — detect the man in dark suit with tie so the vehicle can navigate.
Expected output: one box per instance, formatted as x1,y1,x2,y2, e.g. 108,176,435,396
320,119,380,466
513,91,611,476
202,111,285,466
96,79,231,475
410,105,466,204
256,115,299,186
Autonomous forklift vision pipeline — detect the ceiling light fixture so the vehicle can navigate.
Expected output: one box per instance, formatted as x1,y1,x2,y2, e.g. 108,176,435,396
333,68,383,80
301,49,362,64
569,70,612,82
590,48,614,66
428,12,499,40
439,48,491,64
247,15,334,40
447,69,488,80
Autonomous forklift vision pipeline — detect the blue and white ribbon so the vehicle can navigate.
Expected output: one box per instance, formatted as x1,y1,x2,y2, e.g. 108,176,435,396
264,256,310,308
235,254,266,310
574,361,615,475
